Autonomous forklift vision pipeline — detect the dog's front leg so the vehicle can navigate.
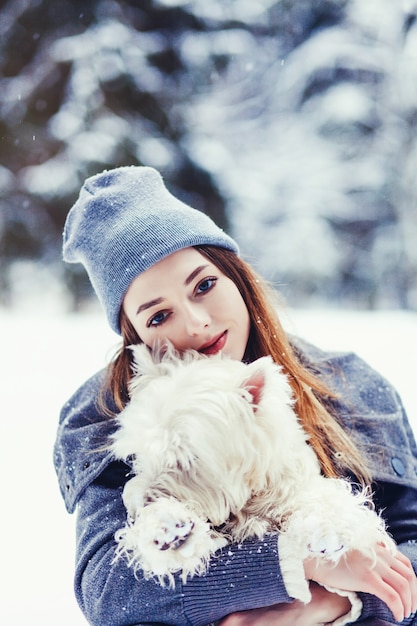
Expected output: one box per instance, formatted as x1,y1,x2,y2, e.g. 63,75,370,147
122,474,147,519
277,474,397,605
115,496,228,585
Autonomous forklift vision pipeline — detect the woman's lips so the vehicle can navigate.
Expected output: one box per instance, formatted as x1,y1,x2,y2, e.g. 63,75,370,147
199,331,227,355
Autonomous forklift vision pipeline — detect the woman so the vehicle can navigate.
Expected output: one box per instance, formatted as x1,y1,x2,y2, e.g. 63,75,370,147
55,165,417,626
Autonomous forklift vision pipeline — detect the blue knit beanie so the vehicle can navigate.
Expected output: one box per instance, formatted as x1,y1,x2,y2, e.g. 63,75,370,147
63,166,239,334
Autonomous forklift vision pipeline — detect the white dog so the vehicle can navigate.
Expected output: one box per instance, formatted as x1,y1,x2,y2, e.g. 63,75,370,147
110,343,394,602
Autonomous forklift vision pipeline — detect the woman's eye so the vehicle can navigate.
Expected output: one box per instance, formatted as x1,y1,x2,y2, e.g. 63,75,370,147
147,311,169,327
196,277,217,294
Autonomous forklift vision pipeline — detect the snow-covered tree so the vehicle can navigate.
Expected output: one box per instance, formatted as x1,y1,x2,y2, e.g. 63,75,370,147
1,0,417,309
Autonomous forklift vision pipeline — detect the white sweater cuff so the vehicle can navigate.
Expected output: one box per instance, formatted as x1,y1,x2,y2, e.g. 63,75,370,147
279,536,363,625
320,585,363,626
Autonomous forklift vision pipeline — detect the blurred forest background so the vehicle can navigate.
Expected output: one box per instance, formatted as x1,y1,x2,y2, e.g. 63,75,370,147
1,0,417,313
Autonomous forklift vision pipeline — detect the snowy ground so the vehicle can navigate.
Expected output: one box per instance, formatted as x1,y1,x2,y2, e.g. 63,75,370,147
2,306,417,625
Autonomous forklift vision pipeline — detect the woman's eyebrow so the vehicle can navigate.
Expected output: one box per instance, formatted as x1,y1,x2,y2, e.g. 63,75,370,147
136,264,210,315
136,297,164,315
184,264,210,286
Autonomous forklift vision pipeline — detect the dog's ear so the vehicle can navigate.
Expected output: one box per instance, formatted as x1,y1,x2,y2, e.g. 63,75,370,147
242,368,265,408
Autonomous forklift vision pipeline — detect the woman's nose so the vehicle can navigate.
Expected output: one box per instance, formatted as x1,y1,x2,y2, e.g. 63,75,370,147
183,305,210,335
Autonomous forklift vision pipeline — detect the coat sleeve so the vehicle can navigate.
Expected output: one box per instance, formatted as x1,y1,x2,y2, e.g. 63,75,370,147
358,481,417,625
358,394,417,626
294,341,417,625
74,461,292,626
331,368,417,625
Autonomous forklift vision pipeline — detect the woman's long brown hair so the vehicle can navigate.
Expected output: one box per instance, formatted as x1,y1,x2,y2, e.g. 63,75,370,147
100,245,371,485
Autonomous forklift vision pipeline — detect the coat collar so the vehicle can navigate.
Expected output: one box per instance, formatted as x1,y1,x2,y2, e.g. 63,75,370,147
53,370,119,512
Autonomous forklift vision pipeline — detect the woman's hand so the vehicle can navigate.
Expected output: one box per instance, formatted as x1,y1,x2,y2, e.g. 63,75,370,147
220,545,417,625
219,545,417,626
304,543,417,623
219,583,351,626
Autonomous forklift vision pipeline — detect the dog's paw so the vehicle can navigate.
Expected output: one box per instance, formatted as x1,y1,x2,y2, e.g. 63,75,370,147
138,499,196,552
290,513,346,559
115,497,227,584
307,527,345,558
152,515,195,551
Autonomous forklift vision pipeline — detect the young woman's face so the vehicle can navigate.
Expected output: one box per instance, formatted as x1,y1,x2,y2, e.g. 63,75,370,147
123,247,250,361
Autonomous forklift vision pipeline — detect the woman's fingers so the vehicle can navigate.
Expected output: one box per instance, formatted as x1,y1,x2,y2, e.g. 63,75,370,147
350,545,417,621
394,549,417,611
305,543,417,621
365,567,408,622
377,547,417,620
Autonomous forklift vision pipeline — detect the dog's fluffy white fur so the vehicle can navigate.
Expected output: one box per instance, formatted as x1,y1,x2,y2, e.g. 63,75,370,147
111,343,394,602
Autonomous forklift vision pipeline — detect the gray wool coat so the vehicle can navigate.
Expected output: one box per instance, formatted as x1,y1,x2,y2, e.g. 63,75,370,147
54,338,417,626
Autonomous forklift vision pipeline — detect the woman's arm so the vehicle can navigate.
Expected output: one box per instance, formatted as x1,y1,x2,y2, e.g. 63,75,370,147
217,476,417,626
75,462,294,626
357,483,417,624
220,583,352,626
78,467,417,626
219,481,417,626
219,542,417,626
